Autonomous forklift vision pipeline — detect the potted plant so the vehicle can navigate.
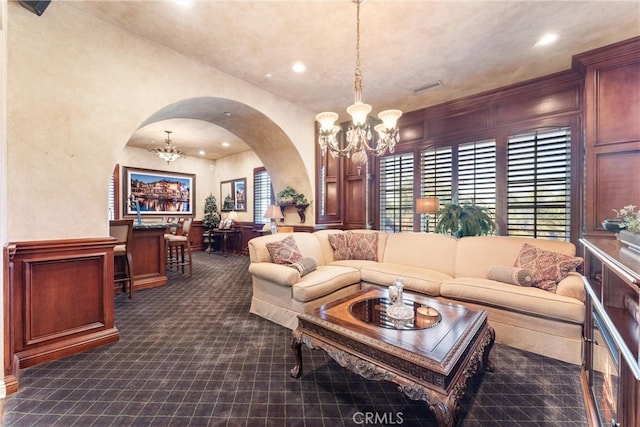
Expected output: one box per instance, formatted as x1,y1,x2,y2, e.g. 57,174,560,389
277,186,299,205
435,202,496,238
613,204,640,251
202,194,221,230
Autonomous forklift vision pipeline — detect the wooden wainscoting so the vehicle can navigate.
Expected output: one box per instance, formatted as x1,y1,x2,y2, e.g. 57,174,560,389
4,238,120,394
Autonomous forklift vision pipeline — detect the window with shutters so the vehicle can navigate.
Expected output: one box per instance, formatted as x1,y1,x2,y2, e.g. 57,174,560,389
253,168,274,225
108,174,116,220
421,146,452,232
420,140,496,232
507,127,572,240
379,153,414,233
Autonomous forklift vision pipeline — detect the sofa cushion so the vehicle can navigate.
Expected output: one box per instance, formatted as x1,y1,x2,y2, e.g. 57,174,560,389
454,236,577,279
381,232,458,277
349,232,378,261
328,231,379,261
515,243,583,293
266,235,303,265
440,278,585,324
359,262,452,296
328,233,350,260
292,266,361,302
487,265,533,286
289,257,317,277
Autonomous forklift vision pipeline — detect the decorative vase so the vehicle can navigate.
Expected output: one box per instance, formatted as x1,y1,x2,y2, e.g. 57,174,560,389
619,230,640,252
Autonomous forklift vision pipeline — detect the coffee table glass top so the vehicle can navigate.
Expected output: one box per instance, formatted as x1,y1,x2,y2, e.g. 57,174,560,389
350,297,441,330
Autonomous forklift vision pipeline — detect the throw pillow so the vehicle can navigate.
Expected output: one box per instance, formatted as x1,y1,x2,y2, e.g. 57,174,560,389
487,265,533,287
515,243,583,293
289,257,318,277
328,233,350,260
265,235,303,265
348,232,378,261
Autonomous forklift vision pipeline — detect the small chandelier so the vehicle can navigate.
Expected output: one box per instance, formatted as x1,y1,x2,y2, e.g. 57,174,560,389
315,0,402,173
149,130,187,164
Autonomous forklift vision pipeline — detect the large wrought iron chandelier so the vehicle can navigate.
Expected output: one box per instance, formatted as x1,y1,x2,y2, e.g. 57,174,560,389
149,130,187,164
315,0,402,171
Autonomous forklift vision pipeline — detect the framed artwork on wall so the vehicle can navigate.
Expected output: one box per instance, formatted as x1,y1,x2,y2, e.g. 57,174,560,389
220,178,247,212
124,167,195,216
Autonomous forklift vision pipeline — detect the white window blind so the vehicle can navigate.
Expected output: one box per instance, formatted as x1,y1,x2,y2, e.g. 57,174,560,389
253,169,273,225
507,127,571,240
109,174,115,220
379,153,414,233
420,146,452,232
458,139,496,211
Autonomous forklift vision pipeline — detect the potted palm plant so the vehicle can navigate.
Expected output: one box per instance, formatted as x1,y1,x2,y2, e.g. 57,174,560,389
435,202,496,238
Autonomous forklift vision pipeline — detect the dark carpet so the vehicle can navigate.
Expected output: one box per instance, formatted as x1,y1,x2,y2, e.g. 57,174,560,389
3,251,586,426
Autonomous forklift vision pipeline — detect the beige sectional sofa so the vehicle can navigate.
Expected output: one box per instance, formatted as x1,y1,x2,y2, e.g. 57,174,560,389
248,230,585,364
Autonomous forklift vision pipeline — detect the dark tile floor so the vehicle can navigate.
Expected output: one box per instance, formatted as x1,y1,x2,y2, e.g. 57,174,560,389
3,251,586,426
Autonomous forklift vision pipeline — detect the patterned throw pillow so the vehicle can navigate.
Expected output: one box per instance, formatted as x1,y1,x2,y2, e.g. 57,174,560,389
487,265,533,287
289,257,318,277
515,243,583,293
348,232,378,261
328,233,350,260
265,235,303,265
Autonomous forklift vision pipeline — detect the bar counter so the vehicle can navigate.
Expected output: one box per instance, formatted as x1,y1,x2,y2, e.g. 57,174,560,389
129,223,175,291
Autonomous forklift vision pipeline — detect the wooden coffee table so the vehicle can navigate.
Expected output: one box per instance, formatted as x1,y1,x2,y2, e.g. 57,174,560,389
290,287,495,427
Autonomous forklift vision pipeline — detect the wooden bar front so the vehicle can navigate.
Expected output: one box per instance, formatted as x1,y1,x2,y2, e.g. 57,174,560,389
130,224,169,291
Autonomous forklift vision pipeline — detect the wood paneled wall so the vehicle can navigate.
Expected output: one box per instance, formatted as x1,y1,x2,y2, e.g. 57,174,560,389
4,238,120,393
317,69,585,240
577,37,640,237
316,37,640,242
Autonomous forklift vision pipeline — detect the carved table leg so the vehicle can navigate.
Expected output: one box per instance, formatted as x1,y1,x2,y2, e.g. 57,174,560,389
430,398,456,427
290,333,303,378
483,326,496,372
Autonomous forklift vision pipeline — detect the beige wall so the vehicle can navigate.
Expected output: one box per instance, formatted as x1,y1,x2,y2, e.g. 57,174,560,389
6,1,315,242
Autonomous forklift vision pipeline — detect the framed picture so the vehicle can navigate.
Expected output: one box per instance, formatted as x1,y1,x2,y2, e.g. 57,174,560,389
220,178,247,212
124,167,194,216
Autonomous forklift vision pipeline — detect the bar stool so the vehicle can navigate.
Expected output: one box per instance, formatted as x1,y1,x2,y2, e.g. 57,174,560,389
109,219,134,298
165,217,193,277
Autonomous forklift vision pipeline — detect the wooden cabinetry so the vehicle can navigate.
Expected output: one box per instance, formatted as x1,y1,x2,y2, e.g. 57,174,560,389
581,238,640,427
315,121,372,229
576,37,640,237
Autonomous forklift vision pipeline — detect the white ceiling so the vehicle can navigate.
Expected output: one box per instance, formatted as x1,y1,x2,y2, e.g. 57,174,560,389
65,0,640,160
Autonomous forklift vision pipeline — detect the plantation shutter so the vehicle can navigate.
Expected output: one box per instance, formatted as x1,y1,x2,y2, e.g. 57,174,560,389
420,146,452,232
507,127,572,240
253,169,273,225
458,139,496,213
380,153,414,233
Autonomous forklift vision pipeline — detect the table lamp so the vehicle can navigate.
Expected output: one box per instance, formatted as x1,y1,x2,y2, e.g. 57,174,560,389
416,197,440,232
227,210,238,227
263,205,284,234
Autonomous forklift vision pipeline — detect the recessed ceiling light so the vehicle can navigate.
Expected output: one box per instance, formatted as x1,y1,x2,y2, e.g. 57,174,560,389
292,61,307,73
535,33,558,47
265,73,273,79
223,111,232,117
175,0,194,7
199,150,205,156
221,142,230,148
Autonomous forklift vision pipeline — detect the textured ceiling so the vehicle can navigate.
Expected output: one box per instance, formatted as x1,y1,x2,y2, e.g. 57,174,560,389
65,0,640,160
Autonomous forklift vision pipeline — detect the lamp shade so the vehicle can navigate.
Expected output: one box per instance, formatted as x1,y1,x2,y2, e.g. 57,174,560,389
263,205,284,220
228,211,238,221
316,112,339,131
346,101,372,125
378,109,402,129
416,197,440,214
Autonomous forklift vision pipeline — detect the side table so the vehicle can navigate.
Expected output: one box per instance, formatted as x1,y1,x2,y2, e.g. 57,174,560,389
205,229,241,256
